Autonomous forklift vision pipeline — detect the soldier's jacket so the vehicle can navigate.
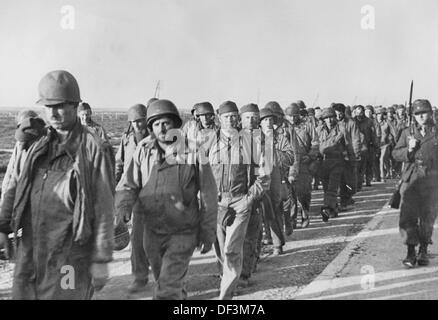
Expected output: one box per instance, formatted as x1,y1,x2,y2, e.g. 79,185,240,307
275,119,301,178
387,119,399,143
208,129,271,208
355,117,379,150
182,120,219,161
396,117,409,142
115,137,218,245
377,119,395,146
115,130,148,183
337,118,362,160
293,121,320,163
0,121,115,259
317,123,347,159
85,120,110,143
392,123,438,184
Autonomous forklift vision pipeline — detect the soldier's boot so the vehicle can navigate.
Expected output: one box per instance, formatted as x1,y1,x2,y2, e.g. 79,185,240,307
272,246,284,256
402,244,417,268
301,209,310,228
320,206,330,223
127,279,149,294
417,244,429,266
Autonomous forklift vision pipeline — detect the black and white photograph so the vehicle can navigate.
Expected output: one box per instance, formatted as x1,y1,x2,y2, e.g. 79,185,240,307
1,0,438,305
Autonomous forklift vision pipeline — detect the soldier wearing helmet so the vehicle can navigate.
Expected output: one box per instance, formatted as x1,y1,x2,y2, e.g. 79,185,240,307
332,103,362,212
0,70,115,299
316,107,353,221
392,99,438,268
265,101,300,235
182,102,219,163
114,103,152,294
115,99,218,300
355,105,379,190
77,102,110,143
209,101,271,299
375,107,395,181
288,103,319,228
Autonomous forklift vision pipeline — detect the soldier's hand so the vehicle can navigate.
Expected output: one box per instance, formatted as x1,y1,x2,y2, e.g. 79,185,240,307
288,176,296,184
198,241,213,254
408,136,418,152
0,233,10,260
90,263,109,292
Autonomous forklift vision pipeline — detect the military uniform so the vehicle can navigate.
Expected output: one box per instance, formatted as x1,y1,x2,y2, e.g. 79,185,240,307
392,99,438,267
115,125,151,289
355,116,379,188
116,100,217,299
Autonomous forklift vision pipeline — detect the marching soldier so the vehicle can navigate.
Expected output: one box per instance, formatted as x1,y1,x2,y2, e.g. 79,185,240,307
210,101,270,300
266,101,300,233
317,107,348,220
0,70,115,299
392,99,438,268
332,103,362,211
375,107,395,181
114,103,152,294
115,99,218,299
240,103,263,286
288,103,319,227
77,102,110,142
355,105,379,189
258,107,293,254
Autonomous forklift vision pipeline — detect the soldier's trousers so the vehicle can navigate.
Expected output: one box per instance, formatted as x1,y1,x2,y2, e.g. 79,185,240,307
399,173,438,246
144,229,197,300
282,180,296,226
340,161,358,205
379,144,391,179
358,149,373,188
292,164,312,214
261,192,285,248
131,205,150,282
320,159,344,211
214,201,251,300
241,203,263,279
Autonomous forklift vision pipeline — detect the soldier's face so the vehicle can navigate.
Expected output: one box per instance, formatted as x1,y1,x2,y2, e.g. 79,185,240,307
131,118,147,134
197,113,215,128
357,109,365,120
414,112,432,127
291,115,300,125
78,109,92,125
397,109,405,118
365,109,372,118
45,103,77,131
387,112,394,120
241,112,260,130
152,117,175,143
335,111,344,121
220,112,239,130
260,116,274,132
376,113,384,122
324,116,336,128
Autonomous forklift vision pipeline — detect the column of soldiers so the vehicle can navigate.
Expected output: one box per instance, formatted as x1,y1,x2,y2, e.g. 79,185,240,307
0,69,437,300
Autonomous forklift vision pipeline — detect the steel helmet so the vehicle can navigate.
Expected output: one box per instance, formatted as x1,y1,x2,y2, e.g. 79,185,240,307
128,104,147,122
114,222,130,251
146,97,158,108
265,101,284,117
321,107,336,119
287,103,301,116
259,108,275,121
36,70,81,105
413,99,432,114
77,102,91,112
146,99,182,128
194,102,215,115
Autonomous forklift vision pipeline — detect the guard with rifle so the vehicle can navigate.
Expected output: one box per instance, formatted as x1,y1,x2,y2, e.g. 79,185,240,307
392,93,438,268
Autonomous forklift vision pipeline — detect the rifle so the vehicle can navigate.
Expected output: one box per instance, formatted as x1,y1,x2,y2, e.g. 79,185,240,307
388,80,414,209
408,80,414,135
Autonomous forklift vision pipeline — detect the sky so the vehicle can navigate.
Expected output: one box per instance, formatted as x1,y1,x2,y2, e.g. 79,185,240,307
1,0,438,110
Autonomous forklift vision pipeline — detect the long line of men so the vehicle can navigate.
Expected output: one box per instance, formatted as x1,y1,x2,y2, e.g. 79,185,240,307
1,70,438,300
